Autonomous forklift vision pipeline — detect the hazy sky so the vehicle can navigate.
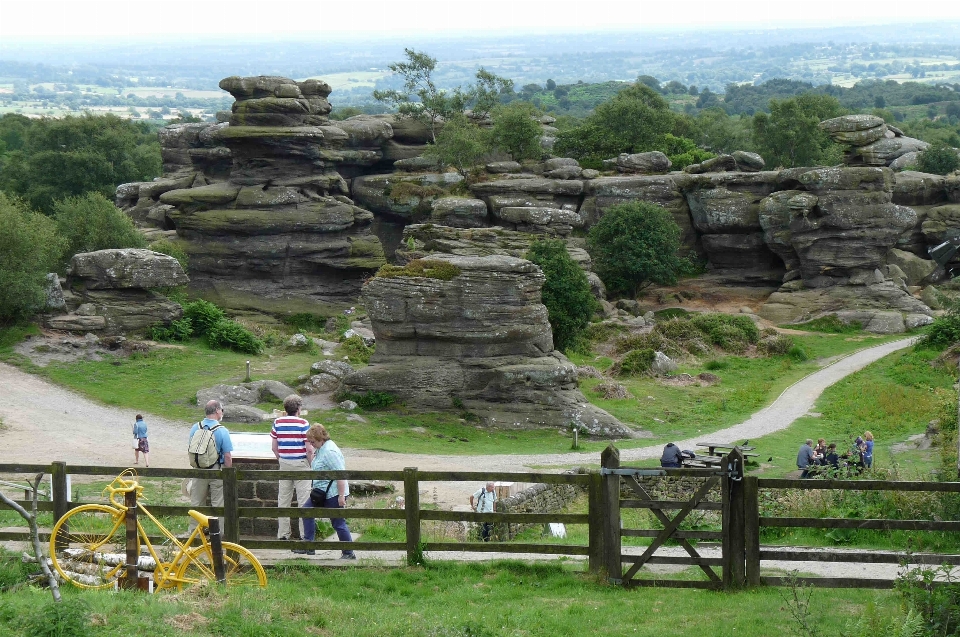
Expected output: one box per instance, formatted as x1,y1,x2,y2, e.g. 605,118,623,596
0,0,954,40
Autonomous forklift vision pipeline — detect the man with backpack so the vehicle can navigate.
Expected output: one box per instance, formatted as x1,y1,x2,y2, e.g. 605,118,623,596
186,400,234,535
469,482,497,541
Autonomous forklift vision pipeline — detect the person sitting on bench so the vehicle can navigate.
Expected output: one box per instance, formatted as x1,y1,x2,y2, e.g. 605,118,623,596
660,442,684,468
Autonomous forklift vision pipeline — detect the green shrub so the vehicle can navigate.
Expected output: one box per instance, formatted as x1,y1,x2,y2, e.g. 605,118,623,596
148,238,189,270
0,192,65,322
182,299,226,336
586,201,689,297
704,358,729,371
23,598,91,637
918,300,960,350
656,317,706,342
284,313,328,333
338,334,374,364
206,319,264,354
614,332,663,355
150,317,193,342
916,142,960,176
526,238,598,352
491,101,544,161
335,390,397,410
758,333,795,356
583,321,628,343
788,344,809,362
789,313,862,334
690,313,760,352
376,259,462,281
327,314,351,339
615,348,656,377
53,192,145,266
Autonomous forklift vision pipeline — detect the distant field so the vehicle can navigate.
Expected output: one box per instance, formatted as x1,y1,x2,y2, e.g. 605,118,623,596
122,86,225,99
305,70,388,90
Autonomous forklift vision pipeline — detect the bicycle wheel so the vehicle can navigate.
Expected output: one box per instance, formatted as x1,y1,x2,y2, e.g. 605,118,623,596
175,542,267,589
49,504,130,589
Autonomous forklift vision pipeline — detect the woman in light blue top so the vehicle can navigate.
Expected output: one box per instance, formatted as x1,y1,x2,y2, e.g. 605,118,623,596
292,424,356,559
133,414,149,467
863,431,874,469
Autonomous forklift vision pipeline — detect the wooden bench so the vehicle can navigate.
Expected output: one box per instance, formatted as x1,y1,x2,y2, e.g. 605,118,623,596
696,442,757,457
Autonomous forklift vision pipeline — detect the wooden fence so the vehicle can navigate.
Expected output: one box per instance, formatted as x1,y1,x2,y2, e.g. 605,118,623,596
3,451,960,589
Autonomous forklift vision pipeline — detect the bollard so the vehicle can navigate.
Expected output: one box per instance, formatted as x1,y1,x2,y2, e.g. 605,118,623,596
245,360,251,383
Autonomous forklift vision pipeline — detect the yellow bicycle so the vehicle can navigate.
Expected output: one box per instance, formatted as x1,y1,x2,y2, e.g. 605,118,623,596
49,470,266,590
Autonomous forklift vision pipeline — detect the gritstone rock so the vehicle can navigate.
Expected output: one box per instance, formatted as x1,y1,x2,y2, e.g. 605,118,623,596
341,254,639,438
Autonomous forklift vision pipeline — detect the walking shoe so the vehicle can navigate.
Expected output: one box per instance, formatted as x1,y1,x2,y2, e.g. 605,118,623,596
291,549,316,555
339,553,357,560
278,536,289,541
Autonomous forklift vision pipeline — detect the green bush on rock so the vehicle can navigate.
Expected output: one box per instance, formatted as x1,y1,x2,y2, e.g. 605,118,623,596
614,348,656,377
526,238,598,352
53,192,145,267
206,319,264,355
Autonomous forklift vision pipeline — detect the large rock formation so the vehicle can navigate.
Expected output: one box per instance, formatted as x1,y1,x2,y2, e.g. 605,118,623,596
46,249,186,334
341,255,639,437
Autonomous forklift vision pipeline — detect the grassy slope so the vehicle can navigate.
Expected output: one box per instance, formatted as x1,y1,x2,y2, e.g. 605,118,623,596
0,552,900,637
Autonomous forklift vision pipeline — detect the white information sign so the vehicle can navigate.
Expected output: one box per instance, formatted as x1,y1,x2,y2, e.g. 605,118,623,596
229,432,274,460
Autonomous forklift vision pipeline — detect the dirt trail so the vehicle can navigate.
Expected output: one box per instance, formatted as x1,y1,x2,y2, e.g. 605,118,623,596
0,337,914,509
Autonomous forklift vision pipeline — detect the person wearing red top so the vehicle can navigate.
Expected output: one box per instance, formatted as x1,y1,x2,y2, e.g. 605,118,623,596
270,395,313,540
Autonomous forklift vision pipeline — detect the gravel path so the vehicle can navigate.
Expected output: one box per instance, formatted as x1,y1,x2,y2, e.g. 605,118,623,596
0,337,921,580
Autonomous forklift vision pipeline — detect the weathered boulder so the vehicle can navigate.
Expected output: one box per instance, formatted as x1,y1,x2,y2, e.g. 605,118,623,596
311,360,354,378
69,249,188,290
430,197,489,228
608,152,671,174
758,280,933,329
352,173,463,219
44,273,66,313
219,76,332,127
495,206,583,236
341,254,638,437
790,167,917,287
892,172,949,206
487,161,521,174
470,178,584,219
820,115,887,146
398,224,592,271
851,136,930,166
684,154,737,174
733,151,765,172
886,248,938,286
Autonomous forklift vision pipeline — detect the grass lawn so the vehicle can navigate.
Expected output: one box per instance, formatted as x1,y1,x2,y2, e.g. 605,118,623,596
0,552,903,637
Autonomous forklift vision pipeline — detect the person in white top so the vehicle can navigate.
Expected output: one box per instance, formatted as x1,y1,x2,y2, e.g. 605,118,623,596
469,482,497,541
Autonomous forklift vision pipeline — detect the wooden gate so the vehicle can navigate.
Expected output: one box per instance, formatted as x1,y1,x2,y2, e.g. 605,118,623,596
600,445,745,589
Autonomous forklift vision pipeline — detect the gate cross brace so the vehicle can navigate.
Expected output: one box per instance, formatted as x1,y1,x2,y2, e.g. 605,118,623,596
621,475,721,582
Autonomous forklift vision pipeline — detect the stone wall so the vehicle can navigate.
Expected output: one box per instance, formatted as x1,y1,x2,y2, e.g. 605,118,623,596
232,457,302,539
492,468,585,540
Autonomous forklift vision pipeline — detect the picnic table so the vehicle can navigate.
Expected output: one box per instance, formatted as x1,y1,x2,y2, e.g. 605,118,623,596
695,442,759,458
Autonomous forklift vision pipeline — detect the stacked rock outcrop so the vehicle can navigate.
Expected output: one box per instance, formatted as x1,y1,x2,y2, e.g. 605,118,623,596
341,255,638,437
820,115,929,168
46,249,187,334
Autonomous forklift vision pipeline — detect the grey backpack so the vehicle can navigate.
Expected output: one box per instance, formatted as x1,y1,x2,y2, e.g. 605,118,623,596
187,422,223,469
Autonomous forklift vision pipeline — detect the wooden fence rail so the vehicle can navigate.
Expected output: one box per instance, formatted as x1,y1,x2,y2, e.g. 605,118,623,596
4,454,960,589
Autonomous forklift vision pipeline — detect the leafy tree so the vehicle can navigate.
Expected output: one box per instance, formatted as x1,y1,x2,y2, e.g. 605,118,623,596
0,193,65,322
53,192,146,267
661,133,715,169
0,113,160,214
373,49,511,141
586,201,687,298
694,108,754,153
752,94,844,168
916,142,960,175
545,79,556,91
421,113,492,177
491,102,543,161
554,82,677,167
637,75,662,92
526,238,597,352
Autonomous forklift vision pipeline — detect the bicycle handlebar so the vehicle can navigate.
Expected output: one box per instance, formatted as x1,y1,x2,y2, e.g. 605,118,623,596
104,472,144,507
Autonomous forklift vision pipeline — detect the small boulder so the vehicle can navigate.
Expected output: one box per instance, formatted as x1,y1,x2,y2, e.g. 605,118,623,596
288,333,310,347
222,404,269,424
301,373,341,393
615,152,671,174
338,400,358,411
487,161,521,174
44,273,66,313
905,313,934,329
650,351,678,376
732,151,765,172
311,360,354,378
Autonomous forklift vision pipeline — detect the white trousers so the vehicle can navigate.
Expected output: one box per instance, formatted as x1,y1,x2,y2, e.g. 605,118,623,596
277,457,312,539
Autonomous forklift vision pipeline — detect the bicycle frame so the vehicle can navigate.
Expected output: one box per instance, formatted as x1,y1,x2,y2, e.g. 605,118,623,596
103,473,218,589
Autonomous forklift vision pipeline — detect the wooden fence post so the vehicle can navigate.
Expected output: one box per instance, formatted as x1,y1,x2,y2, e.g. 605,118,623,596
221,467,239,543
403,467,421,565
600,444,621,583
124,488,139,589
744,475,760,586
588,470,603,574
208,517,226,584
51,461,69,523
721,449,745,590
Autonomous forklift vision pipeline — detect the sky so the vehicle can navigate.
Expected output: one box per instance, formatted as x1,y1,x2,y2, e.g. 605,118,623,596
0,0,955,40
